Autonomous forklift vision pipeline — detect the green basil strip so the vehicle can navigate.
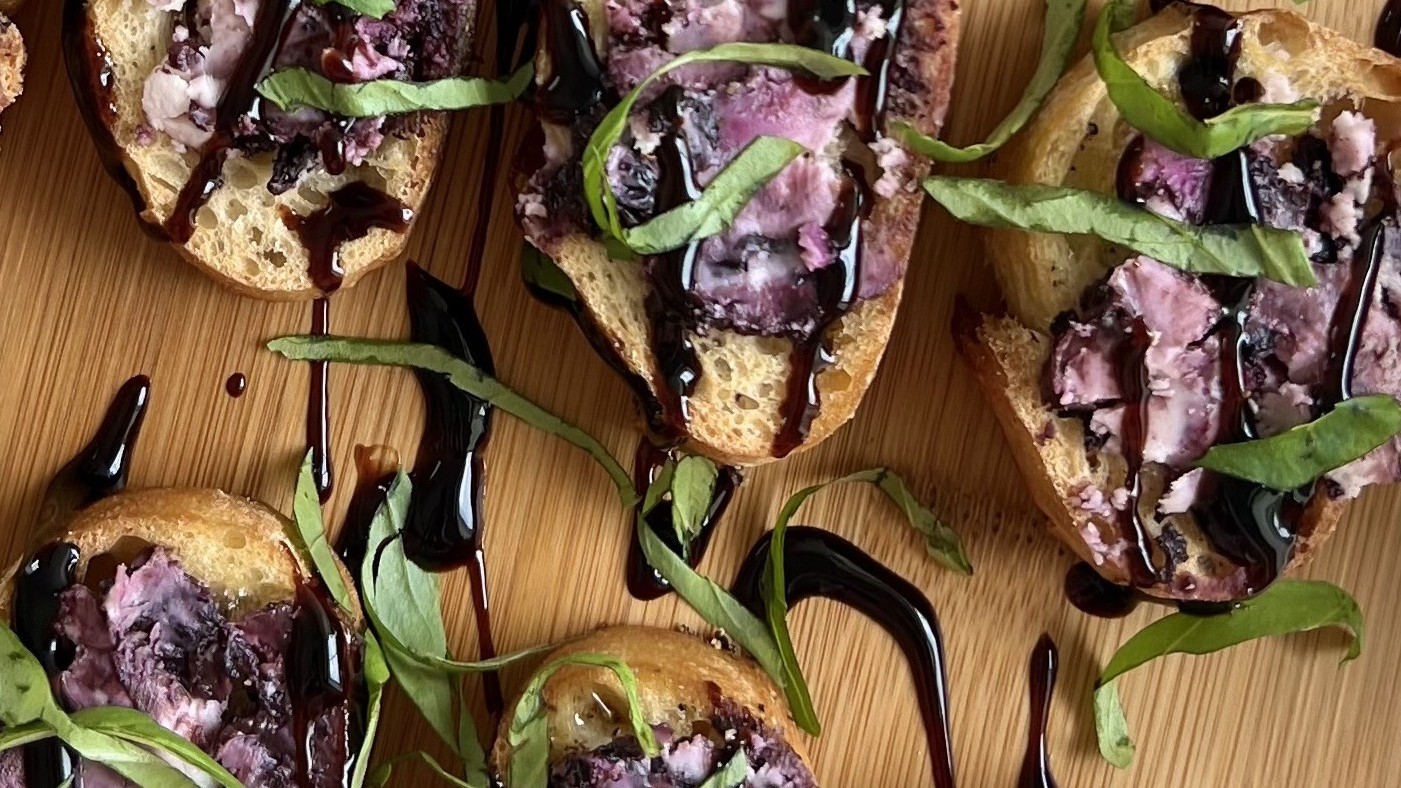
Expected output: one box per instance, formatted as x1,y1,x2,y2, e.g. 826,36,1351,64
582,42,867,244
351,631,391,788
289,449,355,611
507,655,661,788
359,470,458,750
370,751,482,787
623,136,806,254
456,682,489,788
312,0,394,20
257,64,533,117
520,242,579,303
669,454,720,551
892,0,1086,162
923,176,1317,287
697,748,749,788
633,507,788,688
1093,579,1364,768
0,720,58,753
43,712,201,788
1196,394,1401,490
761,468,972,736
1091,3,1317,159
267,336,637,505
68,707,244,788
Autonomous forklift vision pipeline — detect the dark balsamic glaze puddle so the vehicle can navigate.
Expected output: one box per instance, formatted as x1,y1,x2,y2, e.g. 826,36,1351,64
1378,0,1401,57
733,527,956,787
1017,634,1059,788
401,263,503,712
15,376,151,787
225,372,248,398
287,582,361,786
625,442,741,600
1064,562,1140,618
535,0,606,123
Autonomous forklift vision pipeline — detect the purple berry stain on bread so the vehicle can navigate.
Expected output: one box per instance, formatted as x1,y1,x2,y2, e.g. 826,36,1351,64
1044,4,1401,600
549,700,816,787
139,0,472,195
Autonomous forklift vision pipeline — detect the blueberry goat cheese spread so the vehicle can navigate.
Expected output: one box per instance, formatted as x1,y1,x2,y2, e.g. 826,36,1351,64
549,700,815,788
1045,7,1401,600
140,0,472,193
0,547,360,788
518,0,949,340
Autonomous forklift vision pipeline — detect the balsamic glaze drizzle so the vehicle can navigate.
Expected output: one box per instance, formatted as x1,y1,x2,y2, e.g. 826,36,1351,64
733,527,956,788
166,0,302,242
626,442,741,600
15,376,151,788
1064,561,1140,619
308,298,335,503
401,263,503,712
287,582,360,788
1016,634,1059,788
286,183,414,295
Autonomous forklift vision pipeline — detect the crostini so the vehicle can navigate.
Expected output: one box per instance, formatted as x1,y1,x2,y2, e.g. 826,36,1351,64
0,487,368,786
953,5,1401,602
516,0,960,465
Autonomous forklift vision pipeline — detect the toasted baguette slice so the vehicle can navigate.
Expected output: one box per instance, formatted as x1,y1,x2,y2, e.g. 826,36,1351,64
0,487,361,624
524,0,959,465
66,0,471,299
960,8,1401,600
0,14,22,119
489,625,813,780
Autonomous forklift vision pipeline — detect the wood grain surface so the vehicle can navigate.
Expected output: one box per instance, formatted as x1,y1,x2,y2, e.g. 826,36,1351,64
2,0,1398,785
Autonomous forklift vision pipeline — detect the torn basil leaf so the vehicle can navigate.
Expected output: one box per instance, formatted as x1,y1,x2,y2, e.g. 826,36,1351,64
893,0,1085,162
506,654,660,788
519,242,578,304
352,631,391,788
1197,394,1401,490
359,470,459,750
697,748,750,788
313,0,394,20
258,64,532,117
582,42,866,248
0,622,56,726
1094,580,1363,768
923,176,1317,287
670,454,720,550
267,336,637,505
289,449,355,611
0,720,55,753
1091,3,1317,159
370,751,479,787
68,707,244,788
623,136,806,254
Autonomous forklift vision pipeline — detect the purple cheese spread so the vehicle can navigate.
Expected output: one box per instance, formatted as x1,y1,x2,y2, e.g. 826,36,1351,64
0,548,357,788
518,0,922,340
547,701,816,788
140,0,472,193
1048,110,1401,570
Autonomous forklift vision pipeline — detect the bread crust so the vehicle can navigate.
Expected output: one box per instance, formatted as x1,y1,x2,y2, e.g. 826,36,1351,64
961,8,1394,599
74,0,473,299
489,625,810,776
0,487,362,624
538,0,958,465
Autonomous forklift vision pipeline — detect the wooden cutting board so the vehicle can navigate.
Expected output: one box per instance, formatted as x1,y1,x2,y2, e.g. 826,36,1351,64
1,0,1397,784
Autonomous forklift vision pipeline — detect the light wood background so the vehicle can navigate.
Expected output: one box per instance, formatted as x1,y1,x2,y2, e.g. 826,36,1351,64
2,0,1398,785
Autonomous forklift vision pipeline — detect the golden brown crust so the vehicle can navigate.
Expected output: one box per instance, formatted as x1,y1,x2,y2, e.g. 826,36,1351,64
489,626,810,775
0,488,362,624
538,0,957,466
80,0,470,299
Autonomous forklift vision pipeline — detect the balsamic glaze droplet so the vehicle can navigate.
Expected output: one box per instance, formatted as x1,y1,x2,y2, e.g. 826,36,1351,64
1016,634,1059,788
625,441,740,600
1378,0,1401,58
732,527,957,788
225,372,248,398
1064,562,1140,619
